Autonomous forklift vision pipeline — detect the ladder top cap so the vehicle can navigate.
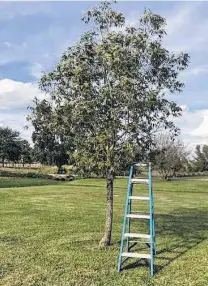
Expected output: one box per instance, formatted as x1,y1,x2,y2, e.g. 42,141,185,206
134,163,147,167
134,162,152,167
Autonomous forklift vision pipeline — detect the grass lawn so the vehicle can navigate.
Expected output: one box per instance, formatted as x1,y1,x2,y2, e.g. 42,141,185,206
0,177,61,188
0,177,207,286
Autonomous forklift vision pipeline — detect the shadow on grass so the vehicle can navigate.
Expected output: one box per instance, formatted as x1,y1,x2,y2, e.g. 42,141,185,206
157,189,208,194
68,182,208,194
66,183,127,191
121,208,208,274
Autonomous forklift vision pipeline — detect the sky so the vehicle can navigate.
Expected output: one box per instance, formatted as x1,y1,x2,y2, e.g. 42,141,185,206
0,1,208,150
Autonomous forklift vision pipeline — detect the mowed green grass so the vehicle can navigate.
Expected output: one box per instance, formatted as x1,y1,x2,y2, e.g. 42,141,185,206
0,177,61,188
0,177,207,286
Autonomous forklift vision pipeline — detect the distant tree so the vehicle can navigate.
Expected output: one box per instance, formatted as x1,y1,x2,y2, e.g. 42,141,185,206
31,134,70,172
152,134,190,180
19,140,33,167
193,145,208,172
50,145,70,171
29,99,72,171
0,127,22,166
186,161,195,174
29,2,189,246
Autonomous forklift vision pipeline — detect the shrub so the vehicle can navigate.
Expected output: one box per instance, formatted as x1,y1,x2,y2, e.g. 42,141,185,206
0,170,52,179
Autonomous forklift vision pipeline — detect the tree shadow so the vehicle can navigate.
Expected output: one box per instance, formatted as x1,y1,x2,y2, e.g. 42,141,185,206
67,183,126,190
121,208,208,274
161,190,208,194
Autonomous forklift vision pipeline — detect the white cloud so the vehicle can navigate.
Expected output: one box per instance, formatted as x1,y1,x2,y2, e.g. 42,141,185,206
180,105,189,112
174,106,208,147
187,65,208,76
0,78,46,142
0,111,32,142
191,111,208,137
4,41,11,47
0,78,43,110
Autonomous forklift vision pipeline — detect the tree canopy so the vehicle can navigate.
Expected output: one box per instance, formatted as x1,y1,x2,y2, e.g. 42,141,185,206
0,127,32,167
29,1,189,246
193,145,208,172
29,99,72,170
152,133,190,180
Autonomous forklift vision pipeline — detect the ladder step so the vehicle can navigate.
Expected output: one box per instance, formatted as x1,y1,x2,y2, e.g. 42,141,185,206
124,233,150,239
122,252,151,259
129,196,149,201
129,240,150,244
131,179,149,184
126,214,150,219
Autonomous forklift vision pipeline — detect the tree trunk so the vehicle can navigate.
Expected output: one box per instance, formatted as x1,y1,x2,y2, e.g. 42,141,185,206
99,172,114,247
57,164,62,174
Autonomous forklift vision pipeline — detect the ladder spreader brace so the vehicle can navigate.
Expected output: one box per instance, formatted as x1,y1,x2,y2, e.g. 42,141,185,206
117,162,156,276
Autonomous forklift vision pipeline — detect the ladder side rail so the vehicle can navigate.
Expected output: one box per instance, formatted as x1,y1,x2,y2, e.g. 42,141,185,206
152,186,156,255
126,186,132,252
148,163,154,276
152,210,156,255
149,164,156,255
118,165,134,272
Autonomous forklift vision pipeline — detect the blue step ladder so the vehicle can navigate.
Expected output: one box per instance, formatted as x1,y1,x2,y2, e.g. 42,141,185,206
117,162,156,276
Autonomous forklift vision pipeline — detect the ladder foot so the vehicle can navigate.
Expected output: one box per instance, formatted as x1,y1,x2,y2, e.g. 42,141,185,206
150,262,154,276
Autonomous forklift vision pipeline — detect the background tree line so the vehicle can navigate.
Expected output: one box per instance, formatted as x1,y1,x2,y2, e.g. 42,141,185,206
0,127,32,167
0,126,70,170
1,125,207,179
